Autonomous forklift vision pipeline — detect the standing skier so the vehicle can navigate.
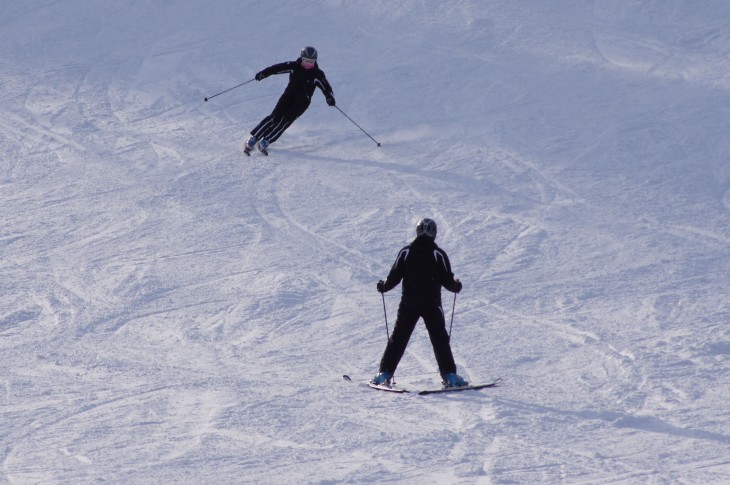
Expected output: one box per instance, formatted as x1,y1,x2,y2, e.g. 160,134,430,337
371,218,467,388
244,46,335,156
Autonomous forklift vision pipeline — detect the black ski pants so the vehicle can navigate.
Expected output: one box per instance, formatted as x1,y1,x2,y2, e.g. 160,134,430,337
250,94,310,144
379,299,457,376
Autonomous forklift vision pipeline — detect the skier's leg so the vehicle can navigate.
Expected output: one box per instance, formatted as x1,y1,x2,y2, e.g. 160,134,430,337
250,117,270,140
267,99,310,143
379,302,419,375
422,305,457,375
251,95,291,140
265,114,297,143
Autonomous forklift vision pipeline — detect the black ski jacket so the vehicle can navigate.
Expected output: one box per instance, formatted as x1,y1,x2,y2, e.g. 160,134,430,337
381,235,461,305
257,59,334,101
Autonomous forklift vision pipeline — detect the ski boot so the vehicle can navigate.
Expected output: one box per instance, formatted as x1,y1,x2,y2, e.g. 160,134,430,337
442,373,468,388
243,136,256,156
370,371,392,386
257,139,270,156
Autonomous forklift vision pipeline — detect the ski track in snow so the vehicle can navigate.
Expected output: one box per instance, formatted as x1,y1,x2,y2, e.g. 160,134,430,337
2,1,730,483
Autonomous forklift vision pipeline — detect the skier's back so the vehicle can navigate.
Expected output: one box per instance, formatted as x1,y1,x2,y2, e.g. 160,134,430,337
372,218,466,387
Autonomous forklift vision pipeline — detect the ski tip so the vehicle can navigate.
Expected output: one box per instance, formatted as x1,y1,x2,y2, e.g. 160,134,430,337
342,374,352,381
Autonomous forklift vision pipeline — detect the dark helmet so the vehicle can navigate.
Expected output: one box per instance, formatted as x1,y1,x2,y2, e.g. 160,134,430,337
300,46,318,60
416,218,437,238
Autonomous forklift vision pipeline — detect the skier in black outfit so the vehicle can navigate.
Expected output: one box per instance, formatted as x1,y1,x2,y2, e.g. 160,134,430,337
371,218,468,388
244,46,335,156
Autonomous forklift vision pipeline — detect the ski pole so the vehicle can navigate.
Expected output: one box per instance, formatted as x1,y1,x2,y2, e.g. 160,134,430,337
381,292,396,384
448,292,457,338
381,292,390,340
203,78,256,102
334,106,381,146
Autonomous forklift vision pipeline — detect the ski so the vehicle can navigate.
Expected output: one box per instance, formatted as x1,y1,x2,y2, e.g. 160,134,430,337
367,382,409,393
343,375,409,393
418,378,503,395
243,148,265,157
344,374,502,395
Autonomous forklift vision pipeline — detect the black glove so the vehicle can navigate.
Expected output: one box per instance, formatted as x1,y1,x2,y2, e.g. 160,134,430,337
326,95,336,106
376,280,386,293
255,71,266,81
453,279,462,293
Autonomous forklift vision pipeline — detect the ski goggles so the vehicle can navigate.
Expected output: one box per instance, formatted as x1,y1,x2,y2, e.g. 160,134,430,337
301,57,316,69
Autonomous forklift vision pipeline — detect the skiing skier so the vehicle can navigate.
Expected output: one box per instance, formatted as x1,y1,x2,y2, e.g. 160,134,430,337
243,46,336,156
371,218,468,388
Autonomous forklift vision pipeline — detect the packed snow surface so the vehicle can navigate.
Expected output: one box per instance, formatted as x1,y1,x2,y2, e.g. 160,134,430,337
2,1,730,483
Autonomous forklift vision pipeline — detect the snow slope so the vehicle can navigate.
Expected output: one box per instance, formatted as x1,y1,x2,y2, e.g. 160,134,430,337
2,1,730,483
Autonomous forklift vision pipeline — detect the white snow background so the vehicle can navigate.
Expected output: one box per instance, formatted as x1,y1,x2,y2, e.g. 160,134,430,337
2,1,730,483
